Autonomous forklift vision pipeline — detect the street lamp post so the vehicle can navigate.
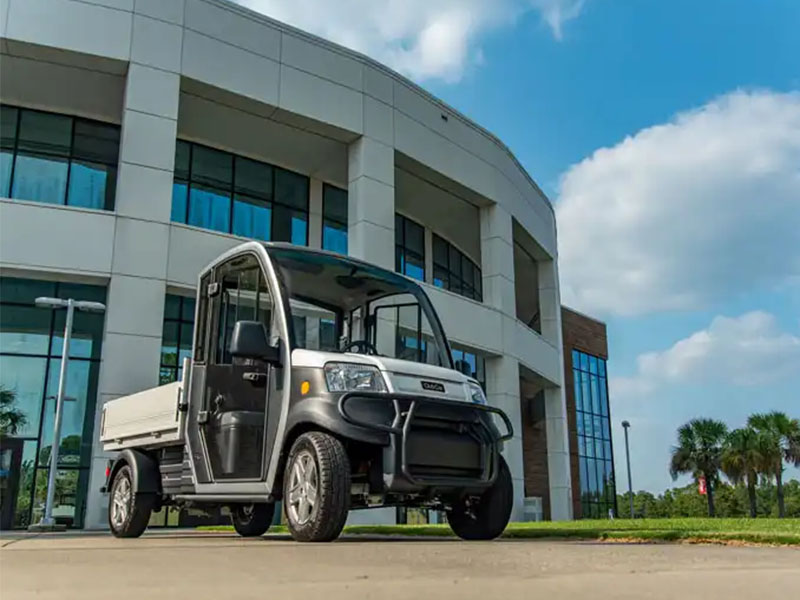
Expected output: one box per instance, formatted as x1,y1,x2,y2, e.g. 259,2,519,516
621,420,634,519
29,297,105,532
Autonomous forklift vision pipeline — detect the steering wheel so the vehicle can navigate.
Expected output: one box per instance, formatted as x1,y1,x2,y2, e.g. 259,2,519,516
342,340,379,356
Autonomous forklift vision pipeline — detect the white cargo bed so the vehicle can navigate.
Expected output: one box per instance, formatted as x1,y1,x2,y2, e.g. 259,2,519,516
100,362,189,451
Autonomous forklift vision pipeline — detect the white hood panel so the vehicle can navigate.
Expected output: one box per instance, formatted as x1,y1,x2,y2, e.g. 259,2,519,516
291,349,473,402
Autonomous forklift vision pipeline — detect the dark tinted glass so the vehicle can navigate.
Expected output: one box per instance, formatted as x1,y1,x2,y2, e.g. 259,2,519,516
17,111,72,155
192,145,232,188
433,236,448,266
275,168,308,210
1,105,19,149
405,219,424,254
235,156,272,200
72,120,119,164
323,185,347,223
174,141,190,180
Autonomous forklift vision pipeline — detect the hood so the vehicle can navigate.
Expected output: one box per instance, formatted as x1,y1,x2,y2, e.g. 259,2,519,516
291,349,475,403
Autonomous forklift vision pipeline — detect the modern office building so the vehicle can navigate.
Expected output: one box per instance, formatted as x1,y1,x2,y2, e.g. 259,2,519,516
0,0,614,529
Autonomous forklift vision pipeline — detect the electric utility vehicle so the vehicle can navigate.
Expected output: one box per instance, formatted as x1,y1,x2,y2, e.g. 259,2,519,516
100,242,513,542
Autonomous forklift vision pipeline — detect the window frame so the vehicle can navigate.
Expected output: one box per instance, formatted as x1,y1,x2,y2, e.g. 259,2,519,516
394,213,426,281
171,140,309,245
572,349,617,518
1,105,120,210
321,183,348,254
0,277,106,529
432,233,482,302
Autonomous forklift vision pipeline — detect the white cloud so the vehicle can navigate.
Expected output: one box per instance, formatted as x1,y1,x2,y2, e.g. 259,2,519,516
233,0,585,82
611,311,800,399
556,90,800,316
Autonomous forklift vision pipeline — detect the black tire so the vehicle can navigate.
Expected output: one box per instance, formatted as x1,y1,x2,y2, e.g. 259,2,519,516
108,465,155,538
447,455,513,541
230,503,275,537
283,431,350,542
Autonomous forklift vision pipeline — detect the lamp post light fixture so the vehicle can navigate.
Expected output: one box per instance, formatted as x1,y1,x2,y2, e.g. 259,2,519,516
621,420,634,519
28,297,106,532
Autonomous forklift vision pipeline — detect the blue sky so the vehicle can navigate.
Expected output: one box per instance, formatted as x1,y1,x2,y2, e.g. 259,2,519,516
239,0,800,493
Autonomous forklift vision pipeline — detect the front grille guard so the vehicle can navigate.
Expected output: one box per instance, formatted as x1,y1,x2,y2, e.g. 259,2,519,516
338,392,514,489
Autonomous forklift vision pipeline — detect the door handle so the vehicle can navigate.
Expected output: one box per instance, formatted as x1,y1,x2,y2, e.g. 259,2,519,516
243,372,267,384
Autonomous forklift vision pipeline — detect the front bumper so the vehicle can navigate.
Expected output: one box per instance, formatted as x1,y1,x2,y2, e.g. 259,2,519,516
338,392,513,492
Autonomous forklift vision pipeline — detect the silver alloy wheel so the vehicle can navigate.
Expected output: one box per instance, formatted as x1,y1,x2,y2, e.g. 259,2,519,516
111,475,131,529
287,450,318,525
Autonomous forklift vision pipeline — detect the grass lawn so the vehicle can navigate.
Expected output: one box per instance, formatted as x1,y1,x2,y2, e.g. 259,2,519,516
199,518,800,546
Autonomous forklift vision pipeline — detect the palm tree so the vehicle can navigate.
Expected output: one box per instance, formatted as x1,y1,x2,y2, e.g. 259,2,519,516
721,427,769,518
0,385,27,436
670,418,728,517
748,411,800,518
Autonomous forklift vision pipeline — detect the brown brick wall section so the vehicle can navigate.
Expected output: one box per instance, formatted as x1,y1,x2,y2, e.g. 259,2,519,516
519,307,609,520
521,391,549,519
561,307,608,519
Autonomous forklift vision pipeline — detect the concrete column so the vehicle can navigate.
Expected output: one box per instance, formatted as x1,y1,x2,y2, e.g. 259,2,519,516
480,204,524,520
480,205,516,316
308,178,323,250
485,355,525,521
84,8,184,529
348,95,395,270
538,259,573,520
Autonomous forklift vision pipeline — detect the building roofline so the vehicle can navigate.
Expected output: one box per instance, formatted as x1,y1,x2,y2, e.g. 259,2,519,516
211,0,554,216
561,305,607,327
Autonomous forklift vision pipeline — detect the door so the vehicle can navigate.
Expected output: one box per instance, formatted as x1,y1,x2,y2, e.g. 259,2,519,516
201,253,274,481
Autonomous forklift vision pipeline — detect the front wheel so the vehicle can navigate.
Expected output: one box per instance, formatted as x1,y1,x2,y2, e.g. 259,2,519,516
230,503,275,537
283,431,351,542
108,465,155,538
447,455,513,540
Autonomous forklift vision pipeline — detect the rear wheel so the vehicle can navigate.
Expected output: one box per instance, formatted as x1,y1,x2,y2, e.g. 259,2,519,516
447,455,513,540
230,503,275,537
284,431,350,542
108,465,155,538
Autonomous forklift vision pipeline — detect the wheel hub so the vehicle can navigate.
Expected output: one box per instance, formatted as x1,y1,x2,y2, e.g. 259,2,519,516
287,450,318,525
111,476,130,528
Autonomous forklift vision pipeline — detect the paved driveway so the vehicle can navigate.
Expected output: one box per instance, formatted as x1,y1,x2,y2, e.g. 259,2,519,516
1,531,798,599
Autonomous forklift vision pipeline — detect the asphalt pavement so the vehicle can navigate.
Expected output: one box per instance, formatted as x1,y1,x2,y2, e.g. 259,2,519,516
1,530,798,599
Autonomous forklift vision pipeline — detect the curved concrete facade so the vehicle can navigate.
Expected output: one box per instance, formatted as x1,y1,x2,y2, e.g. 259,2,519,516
0,0,572,528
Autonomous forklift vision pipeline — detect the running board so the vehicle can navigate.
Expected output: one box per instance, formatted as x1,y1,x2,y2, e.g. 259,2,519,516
172,494,274,504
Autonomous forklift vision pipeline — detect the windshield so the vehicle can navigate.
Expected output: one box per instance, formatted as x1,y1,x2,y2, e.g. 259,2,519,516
268,246,452,368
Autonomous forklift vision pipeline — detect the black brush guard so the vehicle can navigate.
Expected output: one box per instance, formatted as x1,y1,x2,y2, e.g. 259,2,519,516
338,392,514,489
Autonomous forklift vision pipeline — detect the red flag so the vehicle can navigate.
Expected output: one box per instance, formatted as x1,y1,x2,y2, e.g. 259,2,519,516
698,476,707,495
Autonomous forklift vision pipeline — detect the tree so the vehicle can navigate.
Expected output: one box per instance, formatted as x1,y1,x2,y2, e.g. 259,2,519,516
721,427,769,518
0,385,27,436
748,411,800,518
669,418,728,517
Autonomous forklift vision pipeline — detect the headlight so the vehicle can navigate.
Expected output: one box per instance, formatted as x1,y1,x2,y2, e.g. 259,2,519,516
324,362,387,392
468,381,487,405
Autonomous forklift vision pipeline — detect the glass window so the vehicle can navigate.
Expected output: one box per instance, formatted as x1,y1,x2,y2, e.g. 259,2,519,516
572,349,616,518
322,184,348,254
160,295,195,384
11,154,69,205
395,214,425,281
2,106,119,209
0,277,105,529
451,346,486,390
171,141,309,245
432,234,482,301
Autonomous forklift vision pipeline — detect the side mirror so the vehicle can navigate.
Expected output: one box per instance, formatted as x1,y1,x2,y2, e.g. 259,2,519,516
230,320,280,364
455,359,473,377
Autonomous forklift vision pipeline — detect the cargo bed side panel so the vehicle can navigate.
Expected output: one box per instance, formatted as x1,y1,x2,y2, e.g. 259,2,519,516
100,382,185,451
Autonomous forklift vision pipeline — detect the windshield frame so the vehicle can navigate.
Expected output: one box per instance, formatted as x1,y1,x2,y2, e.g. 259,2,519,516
263,243,454,369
